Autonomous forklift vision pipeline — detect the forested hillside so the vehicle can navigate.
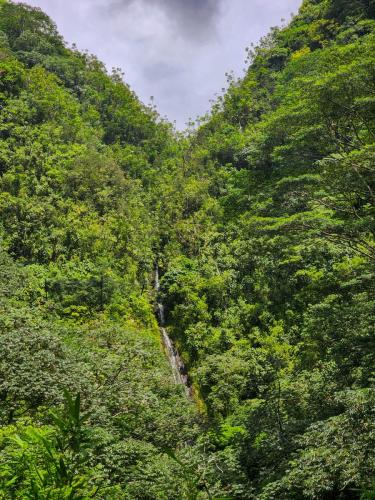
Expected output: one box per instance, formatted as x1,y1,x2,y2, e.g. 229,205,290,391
0,0,374,498
0,1,203,497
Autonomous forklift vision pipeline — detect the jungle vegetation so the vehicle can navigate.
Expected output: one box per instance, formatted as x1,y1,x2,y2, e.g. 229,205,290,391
0,0,374,498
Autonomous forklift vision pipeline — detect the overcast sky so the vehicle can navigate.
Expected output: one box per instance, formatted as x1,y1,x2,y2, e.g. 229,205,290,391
18,0,302,128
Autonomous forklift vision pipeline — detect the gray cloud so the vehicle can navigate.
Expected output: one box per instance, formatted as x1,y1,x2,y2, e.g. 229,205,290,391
15,0,302,128
108,0,222,41
142,60,185,81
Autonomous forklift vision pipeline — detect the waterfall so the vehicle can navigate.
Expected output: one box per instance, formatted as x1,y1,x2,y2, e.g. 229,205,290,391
155,264,191,394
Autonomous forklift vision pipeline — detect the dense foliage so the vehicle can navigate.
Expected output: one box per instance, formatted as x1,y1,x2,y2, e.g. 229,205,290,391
0,2,206,497
157,0,375,497
0,0,374,498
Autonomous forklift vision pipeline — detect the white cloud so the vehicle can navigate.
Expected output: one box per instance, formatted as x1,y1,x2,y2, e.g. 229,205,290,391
15,0,302,128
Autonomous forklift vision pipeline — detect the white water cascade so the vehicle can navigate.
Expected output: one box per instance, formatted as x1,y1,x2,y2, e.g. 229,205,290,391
155,265,191,394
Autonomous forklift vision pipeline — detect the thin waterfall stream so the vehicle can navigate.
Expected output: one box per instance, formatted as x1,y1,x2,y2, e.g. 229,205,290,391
155,265,191,396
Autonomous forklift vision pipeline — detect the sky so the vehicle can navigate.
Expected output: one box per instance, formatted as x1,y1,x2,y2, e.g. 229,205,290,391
17,0,302,128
